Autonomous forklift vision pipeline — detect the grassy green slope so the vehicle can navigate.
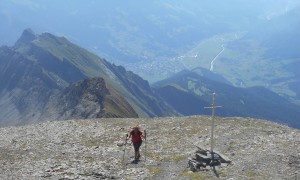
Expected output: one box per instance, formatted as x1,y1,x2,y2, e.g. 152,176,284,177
33,33,109,78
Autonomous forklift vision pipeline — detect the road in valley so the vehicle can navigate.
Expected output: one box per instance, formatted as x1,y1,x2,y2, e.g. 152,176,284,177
210,44,225,72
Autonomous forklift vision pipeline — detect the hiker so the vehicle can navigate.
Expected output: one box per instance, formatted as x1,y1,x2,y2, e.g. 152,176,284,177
128,125,145,160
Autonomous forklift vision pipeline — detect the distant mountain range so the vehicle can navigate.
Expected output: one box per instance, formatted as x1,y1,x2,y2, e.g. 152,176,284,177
154,69,300,128
0,29,299,128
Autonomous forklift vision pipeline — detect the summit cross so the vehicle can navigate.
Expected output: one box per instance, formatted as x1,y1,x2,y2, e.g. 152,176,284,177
204,92,222,157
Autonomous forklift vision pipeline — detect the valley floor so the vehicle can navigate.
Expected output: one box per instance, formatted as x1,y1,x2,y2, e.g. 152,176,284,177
0,116,299,179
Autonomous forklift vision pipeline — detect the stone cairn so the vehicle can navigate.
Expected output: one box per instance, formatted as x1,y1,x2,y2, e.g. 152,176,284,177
188,147,231,172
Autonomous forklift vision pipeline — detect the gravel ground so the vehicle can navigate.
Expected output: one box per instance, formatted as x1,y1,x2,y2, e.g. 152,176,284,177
0,116,299,179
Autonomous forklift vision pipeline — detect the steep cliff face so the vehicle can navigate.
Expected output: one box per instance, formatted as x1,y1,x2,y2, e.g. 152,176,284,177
0,45,62,125
0,61,138,125
0,117,298,179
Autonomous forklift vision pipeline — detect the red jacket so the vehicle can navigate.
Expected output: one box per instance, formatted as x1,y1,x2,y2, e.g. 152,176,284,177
130,130,143,143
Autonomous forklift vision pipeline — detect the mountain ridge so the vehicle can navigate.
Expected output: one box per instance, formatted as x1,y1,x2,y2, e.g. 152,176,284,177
0,29,175,126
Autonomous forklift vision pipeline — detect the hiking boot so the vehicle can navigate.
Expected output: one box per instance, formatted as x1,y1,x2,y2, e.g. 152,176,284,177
134,154,140,160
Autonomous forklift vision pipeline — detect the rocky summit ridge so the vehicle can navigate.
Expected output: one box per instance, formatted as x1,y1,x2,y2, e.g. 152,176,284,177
0,116,299,179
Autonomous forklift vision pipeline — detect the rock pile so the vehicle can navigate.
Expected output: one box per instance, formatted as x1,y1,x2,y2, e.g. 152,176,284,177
188,147,231,172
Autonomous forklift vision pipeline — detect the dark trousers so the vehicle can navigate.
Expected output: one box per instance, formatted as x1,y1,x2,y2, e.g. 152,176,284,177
133,141,142,151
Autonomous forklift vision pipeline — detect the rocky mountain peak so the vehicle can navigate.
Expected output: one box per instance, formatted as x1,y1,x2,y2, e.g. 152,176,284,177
61,77,110,110
15,28,37,46
66,77,110,98
42,77,139,120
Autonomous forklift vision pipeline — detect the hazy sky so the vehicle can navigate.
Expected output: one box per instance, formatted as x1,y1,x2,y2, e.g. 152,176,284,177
1,0,300,45
1,0,299,65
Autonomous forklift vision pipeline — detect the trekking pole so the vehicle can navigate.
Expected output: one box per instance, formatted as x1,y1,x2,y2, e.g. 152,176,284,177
144,129,147,162
122,133,128,165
